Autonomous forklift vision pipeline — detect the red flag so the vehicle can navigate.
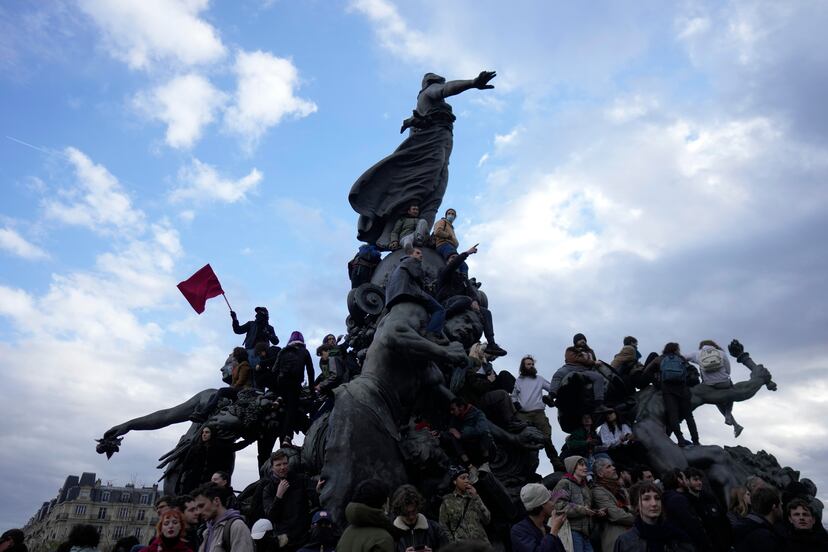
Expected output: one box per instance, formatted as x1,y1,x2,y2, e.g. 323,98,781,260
177,264,224,314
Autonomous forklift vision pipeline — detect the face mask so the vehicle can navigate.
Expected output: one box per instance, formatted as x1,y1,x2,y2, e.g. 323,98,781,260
446,214,456,223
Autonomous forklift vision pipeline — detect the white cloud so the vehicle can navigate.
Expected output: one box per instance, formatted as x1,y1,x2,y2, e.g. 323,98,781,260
223,50,317,149
477,153,489,167
349,0,436,65
605,94,659,123
134,73,226,149
172,159,263,204
43,147,145,234
494,127,522,150
78,0,225,70
0,227,49,260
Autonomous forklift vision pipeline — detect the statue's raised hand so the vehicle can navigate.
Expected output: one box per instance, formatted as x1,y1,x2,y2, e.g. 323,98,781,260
473,70,497,89
728,339,744,358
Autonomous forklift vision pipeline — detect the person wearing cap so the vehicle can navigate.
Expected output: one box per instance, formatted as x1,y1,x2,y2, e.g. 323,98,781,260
337,479,395,552
250,519,277,552
232,307,280,387
511,483,566,552
296,510,339,552
391,484,449,551
274,331,315,446
553,456,606,552
439,466,491,544
549,334,606,404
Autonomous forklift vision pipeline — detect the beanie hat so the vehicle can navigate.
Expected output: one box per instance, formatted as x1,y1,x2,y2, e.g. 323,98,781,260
573,333,587,345
520,483,552,511
288,331,305,345
448,465,470,483
564,455,586,474
250,519,273,540
155,509,186,539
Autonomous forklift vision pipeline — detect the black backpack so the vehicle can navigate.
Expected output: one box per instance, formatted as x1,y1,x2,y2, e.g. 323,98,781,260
276,346,305,384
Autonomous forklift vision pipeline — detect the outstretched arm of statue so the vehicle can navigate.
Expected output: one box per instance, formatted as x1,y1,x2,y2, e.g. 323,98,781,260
432,71,497,99
690,348,774,410
102,389,215,439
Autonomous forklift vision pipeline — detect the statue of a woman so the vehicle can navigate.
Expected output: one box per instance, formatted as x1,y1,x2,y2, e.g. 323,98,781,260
349,71,496,245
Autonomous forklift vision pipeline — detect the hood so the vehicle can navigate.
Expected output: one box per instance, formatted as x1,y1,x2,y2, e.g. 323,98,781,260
345,502,394,531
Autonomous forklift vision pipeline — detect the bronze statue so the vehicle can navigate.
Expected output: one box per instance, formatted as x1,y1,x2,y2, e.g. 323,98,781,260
349,71,496,245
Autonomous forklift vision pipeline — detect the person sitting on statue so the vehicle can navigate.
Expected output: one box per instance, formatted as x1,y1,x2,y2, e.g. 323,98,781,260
443,397,492,470
348,244,381,289
683,340,744,438
436,244,506,357
612,336,646,391
644,343,700,447
439,466,491,545
273,331,315,447
433,208,460,259
190,348,252,423
387,204,430,251
456,343,519,429
391,484,450,552
549,334,606,405
511,355,565,472
561,414,609,473
385,245,448,345
597,407,648,469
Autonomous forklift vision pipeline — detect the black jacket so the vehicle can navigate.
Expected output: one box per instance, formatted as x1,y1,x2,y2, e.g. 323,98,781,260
275,343,314,387
688,490,732,552
233,315,279,349
436,252,478,303
385,256,430,308
253,471,313,547
732,513,784,552
663,489,713,551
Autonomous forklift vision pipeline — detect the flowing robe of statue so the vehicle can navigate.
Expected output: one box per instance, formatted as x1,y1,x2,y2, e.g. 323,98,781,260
349,71,496,245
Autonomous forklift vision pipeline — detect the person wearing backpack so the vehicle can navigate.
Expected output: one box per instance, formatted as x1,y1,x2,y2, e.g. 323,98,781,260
684,340,743,438
273,331,315,447
645,343,699,448
195,482,253,552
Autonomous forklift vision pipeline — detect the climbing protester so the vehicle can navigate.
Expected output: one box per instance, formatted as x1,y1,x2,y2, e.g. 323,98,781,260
190,347,251,424
436,244,506,357
439,466,491,545
613,481,693,552
684,340,743,437
550,334,606,404
385,246,447,344
231,307,279,368
391,484,450,551
645,343,700,447
597,407,647,469
553,456,605,552
561,414,608,471
433,208,460,259
274,331,315,446
444,397,492,470
511,355,565,472
510,483,566,552
348,244,382,288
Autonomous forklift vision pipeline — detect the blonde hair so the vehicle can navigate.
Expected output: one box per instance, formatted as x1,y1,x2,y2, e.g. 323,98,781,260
729,486,750,517
468,343,487,364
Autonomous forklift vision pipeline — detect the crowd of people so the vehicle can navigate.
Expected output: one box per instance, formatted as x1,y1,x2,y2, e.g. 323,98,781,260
8,206,825,552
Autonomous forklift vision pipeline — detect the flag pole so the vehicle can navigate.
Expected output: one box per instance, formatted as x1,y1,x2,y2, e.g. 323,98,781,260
222,293,233,311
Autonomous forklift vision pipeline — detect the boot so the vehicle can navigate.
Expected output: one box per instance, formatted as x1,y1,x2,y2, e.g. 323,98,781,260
484,342,507,357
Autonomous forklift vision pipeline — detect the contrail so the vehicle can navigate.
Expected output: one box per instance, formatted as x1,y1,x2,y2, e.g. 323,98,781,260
5,135,57,156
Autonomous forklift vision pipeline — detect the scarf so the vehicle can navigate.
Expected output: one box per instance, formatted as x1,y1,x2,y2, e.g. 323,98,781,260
595,475,629,508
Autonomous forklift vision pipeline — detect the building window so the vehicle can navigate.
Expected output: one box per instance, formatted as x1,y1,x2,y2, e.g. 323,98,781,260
118,507,129,520
139,494,150,505
112,527,125,539
133,528,143,538
136,510,146,521
97,508,107,520
101,491,110,502
74,505,86,515
122,492,131,502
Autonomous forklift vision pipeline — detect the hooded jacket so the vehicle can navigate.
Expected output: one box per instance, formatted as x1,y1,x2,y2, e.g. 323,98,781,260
336,503,395,552
199,509,252,552
553,474,593,536
392,513,449,551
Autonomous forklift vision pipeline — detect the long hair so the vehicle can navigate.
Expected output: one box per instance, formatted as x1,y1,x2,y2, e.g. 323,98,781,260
518,355,535,376
629,481,663,516
728,486,750,517
468,343,487,365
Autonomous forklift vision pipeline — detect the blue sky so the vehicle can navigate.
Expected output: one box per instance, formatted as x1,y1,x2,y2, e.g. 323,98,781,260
2,0,828,530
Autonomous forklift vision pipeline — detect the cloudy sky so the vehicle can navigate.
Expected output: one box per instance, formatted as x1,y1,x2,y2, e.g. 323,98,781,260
2,0,827,530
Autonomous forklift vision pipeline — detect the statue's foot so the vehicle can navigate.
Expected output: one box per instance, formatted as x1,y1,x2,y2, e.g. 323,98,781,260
734,424,744,438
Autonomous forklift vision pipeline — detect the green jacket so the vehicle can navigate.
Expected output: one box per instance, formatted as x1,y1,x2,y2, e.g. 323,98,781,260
439,492,490,543
389,216,420,244
553,475,594,536
336,503,395,552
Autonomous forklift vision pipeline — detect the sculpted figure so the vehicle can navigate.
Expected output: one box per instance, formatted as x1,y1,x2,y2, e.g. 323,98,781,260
349,71,496,245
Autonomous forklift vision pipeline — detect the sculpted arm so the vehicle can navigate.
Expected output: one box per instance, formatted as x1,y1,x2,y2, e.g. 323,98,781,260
429,71,496,99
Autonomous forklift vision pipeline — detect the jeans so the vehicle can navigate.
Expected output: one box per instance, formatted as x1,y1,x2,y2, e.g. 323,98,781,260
423,295,446,334
572,530,594,552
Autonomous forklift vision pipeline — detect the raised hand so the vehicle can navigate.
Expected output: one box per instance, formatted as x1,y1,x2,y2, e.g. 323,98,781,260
473,70,497,89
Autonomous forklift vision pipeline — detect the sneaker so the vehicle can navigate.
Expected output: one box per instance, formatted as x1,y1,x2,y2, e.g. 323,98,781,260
484,343,507,357
677,438,691,448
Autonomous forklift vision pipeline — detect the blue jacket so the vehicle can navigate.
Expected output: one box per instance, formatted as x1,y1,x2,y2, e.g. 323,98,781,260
510,517,565,552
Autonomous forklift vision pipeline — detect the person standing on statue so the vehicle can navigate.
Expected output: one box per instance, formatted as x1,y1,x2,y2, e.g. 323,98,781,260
232,307,279,387
511,355,565,472
349,71,497,245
